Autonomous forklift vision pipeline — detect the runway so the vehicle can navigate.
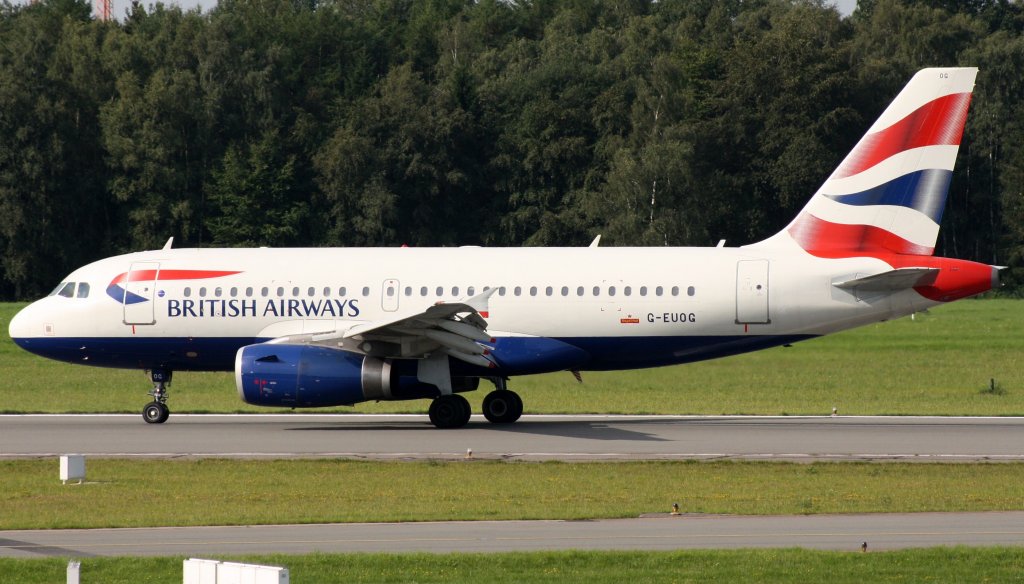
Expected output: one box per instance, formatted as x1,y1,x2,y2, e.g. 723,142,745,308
3,512,1024,557
3,414,1024,461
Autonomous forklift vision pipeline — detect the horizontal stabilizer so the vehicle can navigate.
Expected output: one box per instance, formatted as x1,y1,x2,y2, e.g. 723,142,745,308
833,267,939,292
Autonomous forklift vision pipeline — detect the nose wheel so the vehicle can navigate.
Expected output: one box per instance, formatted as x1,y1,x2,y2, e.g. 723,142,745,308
142,369,172,424
143,401,169,424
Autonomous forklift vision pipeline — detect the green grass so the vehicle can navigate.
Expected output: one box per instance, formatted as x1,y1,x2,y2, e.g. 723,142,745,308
3,459,1024,529
3,299,1024,416
3,548,1024,583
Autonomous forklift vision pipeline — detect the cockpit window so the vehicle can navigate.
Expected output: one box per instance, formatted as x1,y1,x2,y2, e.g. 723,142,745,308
76,283,90,298
49,282,67,297
57,282,75,298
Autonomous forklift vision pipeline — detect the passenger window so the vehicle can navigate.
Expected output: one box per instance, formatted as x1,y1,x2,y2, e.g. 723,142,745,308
436,286,444,297
624,286,632,296
608,286,616,297
246,287,254,297
640,286,647,296
561,286,569,296
672,286,680,296
529,286,538,296
656,286,664,296
230,287,238,297
362,286,370,297
577,286,584,296
545,286,553,296
308,287,315,297
323,287,331,297
499,287,506,296
386,286,395,297
468,286,475,296
514,286,522,296
277,287,285,297
593,286,600,296
405,286,412,296
339,287,347,296
184,287,192,298
76,283,90,299
452,286,460,296
687,286,696,297
420,286,428,296
199,287,207,298
292,287,300,297
261,287,269,297
214,287,222,297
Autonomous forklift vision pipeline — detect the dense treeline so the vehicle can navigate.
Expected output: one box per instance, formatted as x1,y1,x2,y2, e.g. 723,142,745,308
2,0,1024,300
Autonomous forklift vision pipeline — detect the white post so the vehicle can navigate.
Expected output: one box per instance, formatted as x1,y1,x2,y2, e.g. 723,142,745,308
60,455,86,485
67,560,81,584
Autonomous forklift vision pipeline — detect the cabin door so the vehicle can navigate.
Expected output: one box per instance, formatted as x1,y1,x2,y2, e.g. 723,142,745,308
122,262,160,325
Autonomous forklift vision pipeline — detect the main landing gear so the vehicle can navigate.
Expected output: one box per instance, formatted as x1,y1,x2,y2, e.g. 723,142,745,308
142,369,171,424
427,378,523,429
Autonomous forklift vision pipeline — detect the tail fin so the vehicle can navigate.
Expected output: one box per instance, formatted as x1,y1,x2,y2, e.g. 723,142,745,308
752,67,977,258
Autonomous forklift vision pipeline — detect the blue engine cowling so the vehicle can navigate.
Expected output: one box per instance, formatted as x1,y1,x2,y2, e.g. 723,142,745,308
235,343,477,408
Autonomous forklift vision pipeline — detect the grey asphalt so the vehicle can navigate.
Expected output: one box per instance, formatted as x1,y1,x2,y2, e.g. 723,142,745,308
2,414,1024,461
4,415,1024,557
3,512,1024,557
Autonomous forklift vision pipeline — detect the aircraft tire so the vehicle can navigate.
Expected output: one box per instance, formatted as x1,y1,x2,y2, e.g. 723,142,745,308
429,394,471,429
143,402,169,424
482,390,523,424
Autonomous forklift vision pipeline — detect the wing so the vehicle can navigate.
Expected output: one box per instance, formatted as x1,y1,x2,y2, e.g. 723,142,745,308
267,288,498,368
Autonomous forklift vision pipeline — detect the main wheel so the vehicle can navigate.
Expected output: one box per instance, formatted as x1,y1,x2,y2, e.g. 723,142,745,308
428,394,472,429
142,401,169,424
482,390,523,424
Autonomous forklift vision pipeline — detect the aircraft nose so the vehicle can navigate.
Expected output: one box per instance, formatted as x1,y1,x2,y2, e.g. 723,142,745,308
8,301,41,342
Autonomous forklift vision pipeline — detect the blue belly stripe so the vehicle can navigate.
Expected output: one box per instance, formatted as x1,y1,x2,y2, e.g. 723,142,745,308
12,334,818,374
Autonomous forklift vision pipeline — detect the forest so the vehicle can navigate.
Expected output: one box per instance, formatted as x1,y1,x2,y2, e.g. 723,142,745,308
1,0,1023,300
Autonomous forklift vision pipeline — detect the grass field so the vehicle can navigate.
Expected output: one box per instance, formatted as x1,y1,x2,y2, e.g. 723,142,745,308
3,548,1024,583
3,459,1024,529
2,299,1023,416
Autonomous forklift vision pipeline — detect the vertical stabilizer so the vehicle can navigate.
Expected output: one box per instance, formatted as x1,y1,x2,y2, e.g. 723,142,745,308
751,67,977,258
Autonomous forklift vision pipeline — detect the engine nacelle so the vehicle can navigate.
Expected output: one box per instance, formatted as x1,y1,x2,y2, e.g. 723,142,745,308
235,343,478,408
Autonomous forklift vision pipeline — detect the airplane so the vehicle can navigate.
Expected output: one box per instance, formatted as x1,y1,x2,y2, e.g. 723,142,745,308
8,67,998,428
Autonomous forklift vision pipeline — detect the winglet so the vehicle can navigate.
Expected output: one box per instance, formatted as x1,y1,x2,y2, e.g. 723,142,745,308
464,287,499,317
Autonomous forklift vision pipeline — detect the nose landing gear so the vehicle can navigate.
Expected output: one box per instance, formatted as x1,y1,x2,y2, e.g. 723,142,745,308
142,369,171,424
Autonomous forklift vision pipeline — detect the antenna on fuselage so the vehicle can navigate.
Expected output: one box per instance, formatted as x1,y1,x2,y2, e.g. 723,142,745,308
162,237,174,250
589,235,601,248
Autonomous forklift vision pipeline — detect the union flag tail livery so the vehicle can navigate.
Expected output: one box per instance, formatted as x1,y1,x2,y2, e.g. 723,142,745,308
8,68,999,428
758,67,975,257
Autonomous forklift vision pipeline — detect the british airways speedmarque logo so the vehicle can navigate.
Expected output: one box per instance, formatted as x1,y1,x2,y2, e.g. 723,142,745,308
106,270,242,304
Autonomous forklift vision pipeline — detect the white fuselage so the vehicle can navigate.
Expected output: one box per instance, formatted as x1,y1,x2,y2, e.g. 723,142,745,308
8,245,937,374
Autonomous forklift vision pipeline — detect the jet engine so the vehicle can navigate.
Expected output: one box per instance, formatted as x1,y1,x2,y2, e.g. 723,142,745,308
235,343,478,408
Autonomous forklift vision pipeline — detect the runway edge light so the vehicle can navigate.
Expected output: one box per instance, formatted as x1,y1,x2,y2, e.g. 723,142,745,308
60,455,85,485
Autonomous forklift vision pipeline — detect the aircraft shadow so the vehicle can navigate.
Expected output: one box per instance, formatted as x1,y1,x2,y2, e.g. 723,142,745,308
287,420,669,442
